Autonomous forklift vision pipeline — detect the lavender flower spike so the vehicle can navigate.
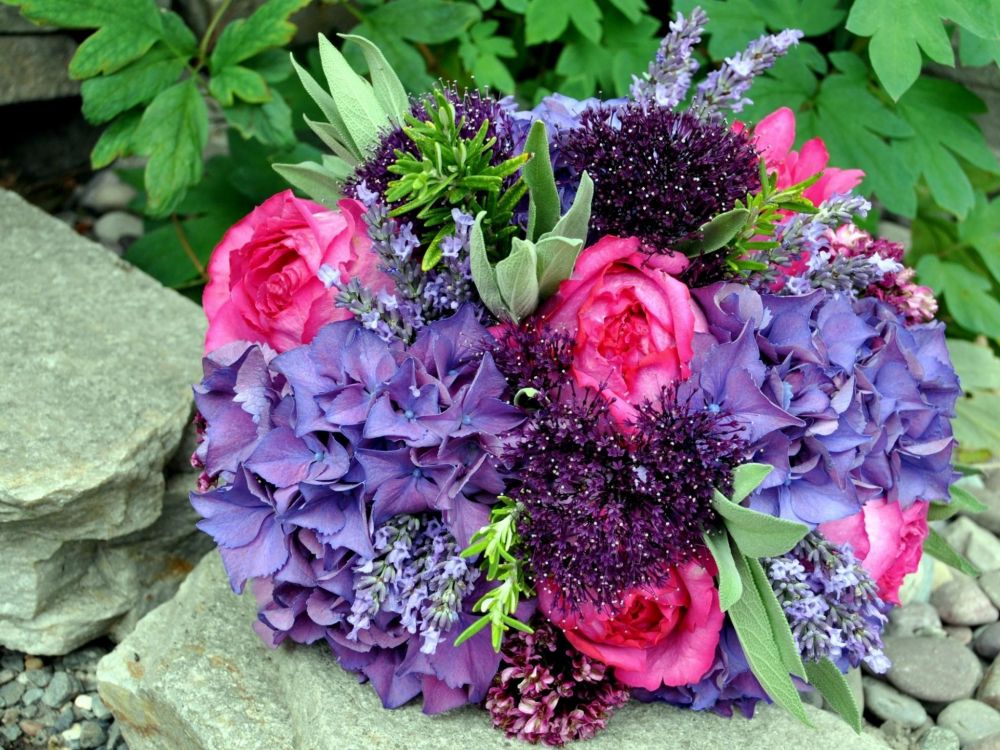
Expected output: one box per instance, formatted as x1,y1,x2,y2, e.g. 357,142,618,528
691,28,804,116
631,6,709,108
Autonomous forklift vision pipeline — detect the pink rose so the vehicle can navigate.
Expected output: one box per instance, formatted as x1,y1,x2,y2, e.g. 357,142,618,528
737,107,864,205
203,190,386,354
537,560,724,691
819,499,930,606
539,235,706,423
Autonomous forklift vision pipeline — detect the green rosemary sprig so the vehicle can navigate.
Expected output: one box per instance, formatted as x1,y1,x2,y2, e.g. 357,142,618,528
454,495,534,652
385,90,529,270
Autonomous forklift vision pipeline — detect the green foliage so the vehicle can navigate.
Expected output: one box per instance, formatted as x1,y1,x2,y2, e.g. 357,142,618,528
3,0,309,218
947,338,1000,465
456,495,534,651
805,658,863,733
924,527,981,577
928,484,989,521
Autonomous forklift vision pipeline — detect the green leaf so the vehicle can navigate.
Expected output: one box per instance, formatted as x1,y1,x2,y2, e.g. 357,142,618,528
133,78,208,217
124,212,237,288
210,0,310,72
948,339,1000,391
606,0,648,23
495,238,540,323
366,0,481,44
290,55,354,152
339,34,409,126
159,10,197,58
928,484,989,521
955,393,1000,457
805,659,862,734
747,555,805,679
523,120,560,241
916,256,1000,338
570,0,602,43
712,489,810,559
732,463,774,505
80,44,186,124
543,174,591,245
847,0,955,100
224,89,295,148
525,0,570,45
90,110,142,169
272,160,345,207
684,208,751,255
210,65,270,106
470,212,506,319
960,29,1000,67
535,236,583,299
924,527,981,577
729,552,812,725
704,532,743,612
960,195,1000,286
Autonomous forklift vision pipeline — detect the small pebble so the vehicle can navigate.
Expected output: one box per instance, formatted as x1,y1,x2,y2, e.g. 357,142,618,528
22,686,43,705
938,699,1000,746
74,693,93,712
946,625,975,646
43,671,79,707
91,694,111,720
23,667,51,688
933,579,1000,626
982,571,1000,610
0,723,21,743
979,660,1000,710
884,636,983,702
864,677,929,728
0,669,14,685
970,730,1000,749
888,603,945,638
19,718,44,737
0,679,25,707
62,722,82,742
54,703,75,732
1,653,23,672
23,656,43,671
79,170,137,212
977,624,1000,660
106,720,122,748
922,726,961,750
78,719,106,748
19,702,38,719
94,210,143,247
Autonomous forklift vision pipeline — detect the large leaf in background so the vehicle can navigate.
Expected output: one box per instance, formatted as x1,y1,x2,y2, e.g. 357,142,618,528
367,0,481,44
81,45,188,124
209,0,310,72
459,22,517,93
846,0,955,100
949,338,1000,462
738,44,825,123
959,195,1000,286
895,79,999,218
917,256,1000,340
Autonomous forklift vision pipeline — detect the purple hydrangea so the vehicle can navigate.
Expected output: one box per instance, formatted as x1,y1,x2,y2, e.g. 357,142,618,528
190,305,526,713
560,104,760,251
634,625,769,718
682,284,960,526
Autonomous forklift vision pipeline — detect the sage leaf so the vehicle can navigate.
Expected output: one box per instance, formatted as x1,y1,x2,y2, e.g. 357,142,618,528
928,484,988,521
496,238,540,322
317,34,390,158
747,555,805,679
805,658,862,734
712,489,809,559
535,235,583,299
544,171,593,244
703,531,742,612
340,34,409,127
523,120,560,241
272,160,345,207
469,212,506,319
924,527,981,577
732,462,774,505
290,55,357,156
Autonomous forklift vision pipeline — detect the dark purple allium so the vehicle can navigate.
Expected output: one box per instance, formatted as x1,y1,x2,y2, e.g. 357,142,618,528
561,104,760,251
190,305,526,713
634,625,769,718
486,619,630,746
684,284,961,526
766,532,890,673
512,388,748,611
489,323,575,402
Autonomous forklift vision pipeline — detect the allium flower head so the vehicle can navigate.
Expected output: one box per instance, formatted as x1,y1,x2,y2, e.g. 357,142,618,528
486,620,630,746
512,384,748,611
561,104,760,250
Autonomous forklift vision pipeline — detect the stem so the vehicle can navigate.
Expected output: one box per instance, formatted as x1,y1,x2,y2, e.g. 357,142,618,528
197,0,235,67
171,215,207,279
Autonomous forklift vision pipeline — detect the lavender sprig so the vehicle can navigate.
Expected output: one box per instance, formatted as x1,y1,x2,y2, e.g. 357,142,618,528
691,29,803,116
778,193,872,255
631,6,708,108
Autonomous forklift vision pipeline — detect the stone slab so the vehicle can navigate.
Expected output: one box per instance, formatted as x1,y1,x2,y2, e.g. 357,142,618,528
97,552,891,750
0,35,79,105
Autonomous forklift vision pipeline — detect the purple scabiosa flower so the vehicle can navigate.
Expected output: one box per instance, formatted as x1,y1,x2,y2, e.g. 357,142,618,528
631,6,708,108
686,283,961,526
766,532,891,672
512,387,747,611
561,104,760,251
486,619,630,746
634,625,769,718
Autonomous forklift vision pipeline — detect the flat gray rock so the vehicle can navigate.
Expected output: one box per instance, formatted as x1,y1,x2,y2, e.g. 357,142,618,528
97,552,890,750
0,189,207,652
883,636,983,703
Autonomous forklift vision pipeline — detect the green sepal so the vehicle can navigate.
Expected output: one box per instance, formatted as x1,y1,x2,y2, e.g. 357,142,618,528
495,238,540,322
747,555,806,679
924,527,981,577
805,659,862,734
729,552,812,726
712,489,809,559
338,34,409,127
522,120,560,241
703,531,742,612
928,484,988,521
469,211,507,319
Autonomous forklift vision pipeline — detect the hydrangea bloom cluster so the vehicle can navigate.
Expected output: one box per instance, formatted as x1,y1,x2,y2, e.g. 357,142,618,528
767,533,891,672
687,284,960,525
486,620,630,746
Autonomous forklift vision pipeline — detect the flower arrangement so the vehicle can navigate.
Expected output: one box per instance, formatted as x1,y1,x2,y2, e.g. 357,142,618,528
189,9,981,745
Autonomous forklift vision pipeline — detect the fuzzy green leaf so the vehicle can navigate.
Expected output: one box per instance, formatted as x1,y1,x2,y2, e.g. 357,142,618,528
470,212,506,319
210,0,310,72
732,463,774,505
729,552,812,725
80,45,186,124
928,484,989,521
496,238,540,323
210,65,270,106
805,659,862,733
339,34,409,126
704,531,742,612
90,110,142,169
273,160,345,207
523,120,560,242
544,171,593,245
133,78,208,217
305,117,359,166
535,236,583,299
712,489,809,559
681,208,751,255
290,55,355,154
924,527,981,577
747,555,805,679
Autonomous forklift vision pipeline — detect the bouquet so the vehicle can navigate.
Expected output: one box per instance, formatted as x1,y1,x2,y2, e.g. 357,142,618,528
189,8,976,745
